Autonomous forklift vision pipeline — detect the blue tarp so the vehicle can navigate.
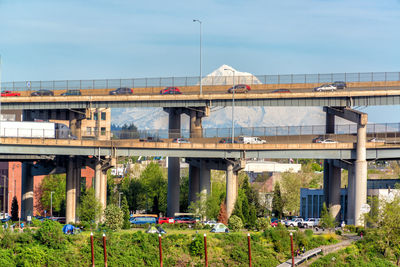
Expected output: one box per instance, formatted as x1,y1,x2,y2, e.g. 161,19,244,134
62,224,75,234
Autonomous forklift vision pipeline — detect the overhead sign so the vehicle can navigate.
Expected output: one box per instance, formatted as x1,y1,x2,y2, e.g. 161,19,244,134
26,81,31,88
360,203,371,214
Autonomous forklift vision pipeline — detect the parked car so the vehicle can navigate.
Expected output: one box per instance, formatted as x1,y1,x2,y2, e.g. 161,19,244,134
160,87,182,95
332,81,347,89
130,216,157,225
270,218,280,227
312,136,324,143
313,84,337,92
174,216,196,224
285,218,304,227
172,138,190,143
227,84,251,93
319,139,338,144
139,136,164,142
1,90,21,97
158,217,175,224
238,136,267,144
298,218,320,228
31,90,54,96
272,89,291,93
109,87,133,95
61,89,82,96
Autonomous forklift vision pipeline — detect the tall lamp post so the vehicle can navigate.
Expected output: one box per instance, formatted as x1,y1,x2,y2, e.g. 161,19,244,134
225,68,235,143
193,19,202,95
50,191,54,218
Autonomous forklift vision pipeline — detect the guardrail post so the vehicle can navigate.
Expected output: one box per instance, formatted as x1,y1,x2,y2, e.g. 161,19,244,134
159,234,163,267
90,232,95,267
103,233,108,267
290,232,294,267
247,233,252,267
204,234,208,267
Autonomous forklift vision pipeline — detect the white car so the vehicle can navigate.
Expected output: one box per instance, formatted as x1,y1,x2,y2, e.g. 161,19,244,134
285,218,304,227
319,139,338,144
369,138,385,143
314,84,337,92
298,218,320,228
172,138,190,143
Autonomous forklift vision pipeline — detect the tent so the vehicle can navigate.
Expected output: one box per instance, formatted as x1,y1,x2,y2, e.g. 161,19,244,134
210,223,229,233
145,225,159,234
62,224,75,234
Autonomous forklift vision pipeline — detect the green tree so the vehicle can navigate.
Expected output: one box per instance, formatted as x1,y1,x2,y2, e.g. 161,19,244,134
228,215,243,231
280,172,302,216
319,203,336,230
104,204,124,231
119,123,140,139
11,196,19,221
188,192,207,220
272,182,283,218
36,174,66,216
35,220,65,249
121,196,131,229
77,188,102,224
121,177,142,213
139,162,167,214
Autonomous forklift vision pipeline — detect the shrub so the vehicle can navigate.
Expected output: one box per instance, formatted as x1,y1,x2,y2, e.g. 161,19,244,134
104,204,124,231
228,215,243,232
35,220,65,249
304,229,313,237
345,225,356,233
335,229,342,236
255,217,270,231
189,234,204,257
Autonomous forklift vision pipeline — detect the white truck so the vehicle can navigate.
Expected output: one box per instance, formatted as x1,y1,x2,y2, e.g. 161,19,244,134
0,121,74,139
238,136,267,144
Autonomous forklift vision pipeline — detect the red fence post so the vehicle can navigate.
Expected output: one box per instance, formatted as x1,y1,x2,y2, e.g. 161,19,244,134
103,233,108,267
204,234,208,267
159,234,163,267
90,232,95,267
290,232,294,267
248,233,252,267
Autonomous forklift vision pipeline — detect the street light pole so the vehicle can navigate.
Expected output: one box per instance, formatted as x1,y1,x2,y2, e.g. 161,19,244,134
225,68,235,143
50,191,54,218
119,192,123,208
193,19,202,95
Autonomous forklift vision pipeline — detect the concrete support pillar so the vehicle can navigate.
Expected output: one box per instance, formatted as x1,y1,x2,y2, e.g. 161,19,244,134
100,170,107,211
354,124,367,226
226,163,238,218
66,157,76,224
69,111,82,139
74,157,82,218
95,160,101,202
347,164,356,225
188,165,200,204
21,163,34,219
329,166,341,221
167,157,180,217
326,112,335,134
190,110,203,138
199,160,211,197
323,160,330,205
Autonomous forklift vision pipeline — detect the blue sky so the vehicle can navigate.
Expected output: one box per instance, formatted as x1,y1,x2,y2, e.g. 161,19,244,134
1,0,400,123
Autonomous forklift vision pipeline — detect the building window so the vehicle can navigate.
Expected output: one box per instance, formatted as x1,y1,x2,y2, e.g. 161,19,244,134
101,112,106,120
86,127,92,135
94,113,98,121
101,127,106,135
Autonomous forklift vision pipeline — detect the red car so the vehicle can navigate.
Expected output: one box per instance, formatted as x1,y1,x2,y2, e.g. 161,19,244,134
227,84,251,93
160,87,182,95
158,217,175,224
174,217,196,224
1,90,21,97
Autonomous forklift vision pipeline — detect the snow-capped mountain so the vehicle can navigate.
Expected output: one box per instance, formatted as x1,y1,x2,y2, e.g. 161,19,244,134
111,65,327,129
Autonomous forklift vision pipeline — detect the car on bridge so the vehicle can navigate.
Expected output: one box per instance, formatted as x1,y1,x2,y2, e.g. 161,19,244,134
272,88,291,93
109,87,133,95
369,137,386,143
61,89,82,96
172,138,190,143
1,90,21,97
160,87,182,95
227,84,251,93
319,139,338,144
31,89,54,96
313,84,337,92
333,81,347,89
219,138,238,144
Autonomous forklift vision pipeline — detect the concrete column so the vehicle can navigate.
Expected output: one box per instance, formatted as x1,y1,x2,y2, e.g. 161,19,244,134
167,157,180,217
94,160,101,202
74,157,82,216
354,124,367,226
199,160,211,197
100,171,107,211
66,157,76,224
190,110,203,138
226,163,238,218
329,166,341,221
326,112,335,134
347,164,356,225
323,160,330,205
167,108,181,217
21,162,34,219
188,165,200,204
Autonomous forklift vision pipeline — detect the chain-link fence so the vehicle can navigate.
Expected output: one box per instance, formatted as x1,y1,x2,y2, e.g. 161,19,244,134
2,71,400,91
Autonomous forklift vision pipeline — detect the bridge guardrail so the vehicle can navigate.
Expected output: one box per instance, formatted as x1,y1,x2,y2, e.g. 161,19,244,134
2,71,400,91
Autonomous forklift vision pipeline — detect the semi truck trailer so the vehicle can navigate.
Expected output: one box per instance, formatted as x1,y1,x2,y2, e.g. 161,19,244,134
0,121,74,139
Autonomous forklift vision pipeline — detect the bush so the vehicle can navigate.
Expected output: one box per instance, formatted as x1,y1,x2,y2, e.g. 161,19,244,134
335,229,342,236
189,234,204,257
35,220,65,249
255,217,270,231
304,229,313,237
104,204,124,231
228,215,243,232
345,225,356,233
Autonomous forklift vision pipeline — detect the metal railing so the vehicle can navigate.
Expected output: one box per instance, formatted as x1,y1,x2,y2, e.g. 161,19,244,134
2,71,400,91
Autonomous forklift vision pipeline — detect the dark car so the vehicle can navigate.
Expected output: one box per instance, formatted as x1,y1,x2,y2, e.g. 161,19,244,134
31,90,54,96
312,136,324,143
333,81,347,89
61,89,82,96
272,89,291,93
160,87,182,95
109,87,133,95
140,136,164,142
219,138,238,144
227,84,251,93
